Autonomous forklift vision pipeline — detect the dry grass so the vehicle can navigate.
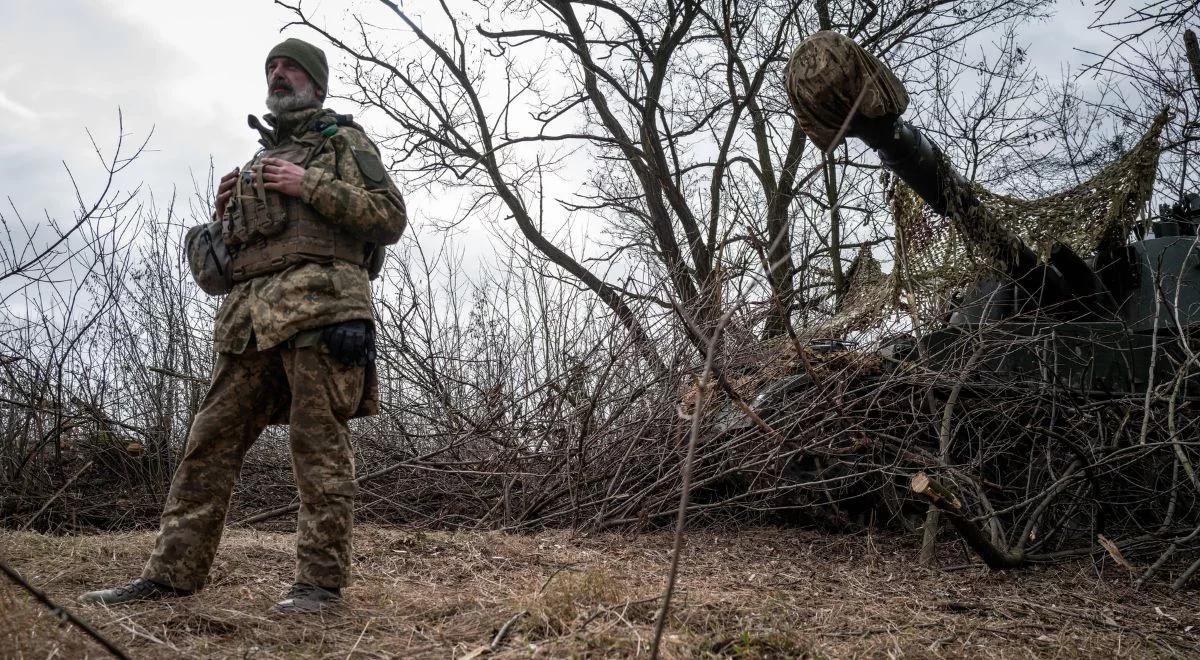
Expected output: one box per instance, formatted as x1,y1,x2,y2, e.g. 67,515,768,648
2,525,1198,658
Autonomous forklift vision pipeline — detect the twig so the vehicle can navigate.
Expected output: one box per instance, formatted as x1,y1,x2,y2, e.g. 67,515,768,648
345,617,374,659
538,563,580,593
1171,554,1200,592
490,610,527,650
649,305,737,659
0,560,132,660
147,365,209,385
912,472,1024,569
20,460,94,532
921,344,984,566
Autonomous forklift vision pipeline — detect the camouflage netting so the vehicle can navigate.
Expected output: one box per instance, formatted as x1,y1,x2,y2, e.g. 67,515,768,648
825,110,1169,331
894,109,1166,321
785,30,1169,334
823,245,896,334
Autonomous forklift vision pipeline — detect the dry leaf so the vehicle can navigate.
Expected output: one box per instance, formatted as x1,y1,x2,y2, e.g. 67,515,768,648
1098,534,1133,570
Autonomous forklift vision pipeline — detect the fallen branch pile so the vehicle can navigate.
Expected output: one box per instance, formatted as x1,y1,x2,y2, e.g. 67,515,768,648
4,320,1199,589
330,328,1199,588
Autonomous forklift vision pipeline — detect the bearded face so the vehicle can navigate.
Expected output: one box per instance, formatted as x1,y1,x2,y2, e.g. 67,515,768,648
264,56,322,114
266,75,320,114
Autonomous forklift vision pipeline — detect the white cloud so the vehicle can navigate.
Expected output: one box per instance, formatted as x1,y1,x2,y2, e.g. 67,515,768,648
0,0,321,220
0,91,36,120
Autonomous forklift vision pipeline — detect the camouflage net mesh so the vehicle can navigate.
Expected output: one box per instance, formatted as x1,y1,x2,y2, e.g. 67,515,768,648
821,110,1169,332
822,245,897,334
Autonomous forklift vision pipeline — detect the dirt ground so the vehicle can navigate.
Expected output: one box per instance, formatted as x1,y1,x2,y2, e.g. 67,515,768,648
1,525,1197,659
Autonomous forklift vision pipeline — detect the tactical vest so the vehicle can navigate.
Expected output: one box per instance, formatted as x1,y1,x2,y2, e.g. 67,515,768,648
222,112,374,282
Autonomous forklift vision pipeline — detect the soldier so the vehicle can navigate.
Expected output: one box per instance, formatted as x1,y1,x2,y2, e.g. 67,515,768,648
79,38,407,613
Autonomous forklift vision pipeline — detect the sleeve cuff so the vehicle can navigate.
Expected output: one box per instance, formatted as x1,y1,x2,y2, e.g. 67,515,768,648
300,167,326,205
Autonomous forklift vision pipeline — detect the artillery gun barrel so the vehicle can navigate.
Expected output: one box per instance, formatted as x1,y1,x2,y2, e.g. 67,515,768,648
855,116,1042,276
786,31,1118,320
785,30,1040,277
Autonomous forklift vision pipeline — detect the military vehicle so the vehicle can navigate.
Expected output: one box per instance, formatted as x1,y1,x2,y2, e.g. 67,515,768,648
694,32,1199,571
784,31,1199,397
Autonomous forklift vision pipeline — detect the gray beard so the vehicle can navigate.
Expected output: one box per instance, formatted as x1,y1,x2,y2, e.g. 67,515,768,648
266,81,320,114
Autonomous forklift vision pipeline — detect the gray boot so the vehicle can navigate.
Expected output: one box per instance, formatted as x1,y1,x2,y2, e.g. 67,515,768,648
79,578,191,605
272,583,342,613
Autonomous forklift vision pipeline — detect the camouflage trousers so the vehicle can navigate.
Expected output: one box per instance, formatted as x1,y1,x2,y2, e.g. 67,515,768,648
142,342,363,592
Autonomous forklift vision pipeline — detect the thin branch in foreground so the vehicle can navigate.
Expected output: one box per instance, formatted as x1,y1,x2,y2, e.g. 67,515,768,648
0,560,132,660
650,304,738,659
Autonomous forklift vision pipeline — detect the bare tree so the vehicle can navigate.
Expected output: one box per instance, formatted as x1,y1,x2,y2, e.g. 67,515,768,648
278,0,1050,354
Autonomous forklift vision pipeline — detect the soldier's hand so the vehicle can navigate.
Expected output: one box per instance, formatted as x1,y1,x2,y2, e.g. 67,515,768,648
261,158,306,198
213,168,239,220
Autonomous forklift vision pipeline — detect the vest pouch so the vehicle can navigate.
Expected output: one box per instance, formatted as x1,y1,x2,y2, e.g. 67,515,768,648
232,250,309,283
232,162,286,241
248,145,308,240
222,169,263,247
256,190,289,238
229,219,369,284
222,199,250,247
225,129,370,283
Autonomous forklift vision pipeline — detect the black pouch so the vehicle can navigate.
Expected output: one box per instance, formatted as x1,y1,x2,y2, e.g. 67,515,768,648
320,320,376,366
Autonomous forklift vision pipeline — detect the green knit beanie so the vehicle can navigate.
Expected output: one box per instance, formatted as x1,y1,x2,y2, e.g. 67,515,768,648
266,38,329,98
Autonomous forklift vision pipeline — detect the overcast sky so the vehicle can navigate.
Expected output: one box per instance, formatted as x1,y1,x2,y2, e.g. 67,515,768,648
1,0,370,224
0,0,1122,252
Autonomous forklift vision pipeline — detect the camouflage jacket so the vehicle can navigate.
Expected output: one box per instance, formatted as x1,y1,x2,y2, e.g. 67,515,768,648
213,106,407,355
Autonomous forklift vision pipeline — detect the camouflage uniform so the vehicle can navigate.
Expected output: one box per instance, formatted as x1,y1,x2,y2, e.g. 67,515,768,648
142,106,406,591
